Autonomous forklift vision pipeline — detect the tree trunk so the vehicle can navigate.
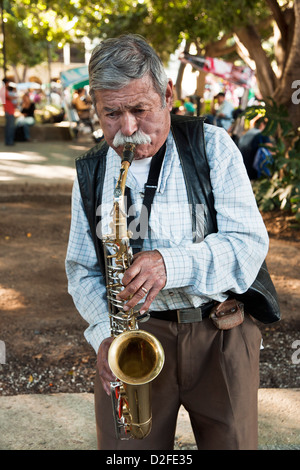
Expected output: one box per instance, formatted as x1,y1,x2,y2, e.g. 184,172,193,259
175,41,191,99
269,2,294,76
272,0,300,130
22,65,27,82
12,65,28,83
175,61,186,100
196,71,206,98
234,24,278,99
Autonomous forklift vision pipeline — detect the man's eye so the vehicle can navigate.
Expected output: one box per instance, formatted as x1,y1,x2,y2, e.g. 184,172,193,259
106,112,117,117
134,109,146,115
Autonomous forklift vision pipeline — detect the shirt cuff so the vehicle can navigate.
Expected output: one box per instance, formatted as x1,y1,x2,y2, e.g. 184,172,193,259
156,246,194,290
84,321,111,355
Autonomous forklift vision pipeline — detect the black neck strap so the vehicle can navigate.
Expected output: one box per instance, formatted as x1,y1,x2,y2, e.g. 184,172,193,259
125,142,166,253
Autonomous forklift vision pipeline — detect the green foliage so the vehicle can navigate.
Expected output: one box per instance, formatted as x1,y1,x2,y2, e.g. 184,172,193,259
0,0,276,75
247,100,300,224
245,98,294,138
1,0,80,71
3,15,46,69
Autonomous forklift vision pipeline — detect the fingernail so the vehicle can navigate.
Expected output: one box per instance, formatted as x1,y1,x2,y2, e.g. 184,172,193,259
123,305,129,311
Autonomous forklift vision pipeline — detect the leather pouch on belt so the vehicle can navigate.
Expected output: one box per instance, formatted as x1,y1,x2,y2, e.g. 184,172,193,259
210,299,244,330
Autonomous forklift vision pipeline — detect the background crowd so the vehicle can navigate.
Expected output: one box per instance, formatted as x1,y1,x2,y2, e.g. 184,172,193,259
2,75,272,182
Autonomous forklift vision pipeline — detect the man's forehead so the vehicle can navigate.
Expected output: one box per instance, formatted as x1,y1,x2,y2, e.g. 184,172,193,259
102,99,150,111
94,86,160,112
94,76,156,99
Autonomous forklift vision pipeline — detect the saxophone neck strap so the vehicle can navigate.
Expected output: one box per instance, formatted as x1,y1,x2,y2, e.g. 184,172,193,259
126,142,166,254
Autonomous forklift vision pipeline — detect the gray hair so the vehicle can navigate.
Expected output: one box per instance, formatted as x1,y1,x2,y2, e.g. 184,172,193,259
88,34,168,108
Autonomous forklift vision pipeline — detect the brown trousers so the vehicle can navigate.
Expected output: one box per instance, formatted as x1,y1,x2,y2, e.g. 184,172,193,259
94,314,261,450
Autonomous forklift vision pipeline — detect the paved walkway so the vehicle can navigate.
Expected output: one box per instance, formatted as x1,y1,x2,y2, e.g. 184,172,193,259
0,134,299,451
0,389,299,450
0,134,91,185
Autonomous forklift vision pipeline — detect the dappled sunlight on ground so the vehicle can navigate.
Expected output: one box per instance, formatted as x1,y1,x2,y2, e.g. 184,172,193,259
0,155,76,182
0,286,26,311
0,153,47,162
0,138,92,183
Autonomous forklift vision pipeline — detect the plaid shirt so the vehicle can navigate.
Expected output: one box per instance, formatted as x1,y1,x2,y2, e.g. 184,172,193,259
65,124,269,353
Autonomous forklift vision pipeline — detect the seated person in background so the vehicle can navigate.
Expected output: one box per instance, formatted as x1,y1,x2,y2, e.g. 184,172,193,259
183,97,195,116
205,92,234,131
15,92,36,142
72,88,94,132
3,78,17,146
238,117,271,180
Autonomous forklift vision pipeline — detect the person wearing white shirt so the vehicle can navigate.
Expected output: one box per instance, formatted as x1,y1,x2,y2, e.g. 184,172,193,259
65,35,276,451
208,92,234,130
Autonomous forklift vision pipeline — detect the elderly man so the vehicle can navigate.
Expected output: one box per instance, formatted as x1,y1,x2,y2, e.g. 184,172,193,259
65,34,276,450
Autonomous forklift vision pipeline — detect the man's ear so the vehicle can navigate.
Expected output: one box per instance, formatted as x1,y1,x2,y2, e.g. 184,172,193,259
165,79,174,111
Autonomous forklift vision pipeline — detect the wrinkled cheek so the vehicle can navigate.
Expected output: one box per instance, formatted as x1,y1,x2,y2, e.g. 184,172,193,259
101,123,118,145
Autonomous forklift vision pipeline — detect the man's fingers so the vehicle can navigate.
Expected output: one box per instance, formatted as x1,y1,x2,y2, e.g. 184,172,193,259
139,281,165,314
117,276,145,301
120,283,152,311
97,337,115,396
121,274,165,313
121,259,142,286
117,250,166,308
100,374,113,395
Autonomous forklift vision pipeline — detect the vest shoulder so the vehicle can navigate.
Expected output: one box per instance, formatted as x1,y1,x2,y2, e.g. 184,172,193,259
76,140,109,163
171,114,205,127
171,114,217,137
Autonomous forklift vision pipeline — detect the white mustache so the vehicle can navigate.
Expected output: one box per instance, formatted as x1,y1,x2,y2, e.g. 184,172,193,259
112,129,152,147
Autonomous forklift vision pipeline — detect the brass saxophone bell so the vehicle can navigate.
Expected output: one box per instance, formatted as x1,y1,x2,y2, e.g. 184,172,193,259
108,329,165,439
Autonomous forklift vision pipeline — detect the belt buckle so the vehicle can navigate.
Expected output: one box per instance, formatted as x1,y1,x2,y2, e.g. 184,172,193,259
176,308,203,324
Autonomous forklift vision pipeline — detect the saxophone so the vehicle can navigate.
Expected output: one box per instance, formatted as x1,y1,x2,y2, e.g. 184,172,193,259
103,142,165,440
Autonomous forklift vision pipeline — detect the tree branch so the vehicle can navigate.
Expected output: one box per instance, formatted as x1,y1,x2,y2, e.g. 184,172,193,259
273,0,300,103
205,41,236,58
234,24,278,98
265,0,288,46
175,40,191,99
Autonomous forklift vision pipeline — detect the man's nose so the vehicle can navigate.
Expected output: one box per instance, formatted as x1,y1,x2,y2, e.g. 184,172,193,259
120,112,138,136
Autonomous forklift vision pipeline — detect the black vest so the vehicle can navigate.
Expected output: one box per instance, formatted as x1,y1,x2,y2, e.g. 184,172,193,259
75,114,280,324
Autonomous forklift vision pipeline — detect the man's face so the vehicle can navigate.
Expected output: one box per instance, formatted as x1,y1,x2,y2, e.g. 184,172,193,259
94,75,173,160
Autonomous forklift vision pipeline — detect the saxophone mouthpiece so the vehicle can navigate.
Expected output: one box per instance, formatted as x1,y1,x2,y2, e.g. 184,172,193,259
122,143,136,165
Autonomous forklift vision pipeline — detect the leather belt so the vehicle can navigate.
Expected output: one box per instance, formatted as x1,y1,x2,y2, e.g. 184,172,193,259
149,302,215,323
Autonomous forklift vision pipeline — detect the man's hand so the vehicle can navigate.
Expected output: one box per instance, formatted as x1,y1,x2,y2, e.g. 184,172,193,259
117,249,167,314
97,337,115,395
97,251,166,394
